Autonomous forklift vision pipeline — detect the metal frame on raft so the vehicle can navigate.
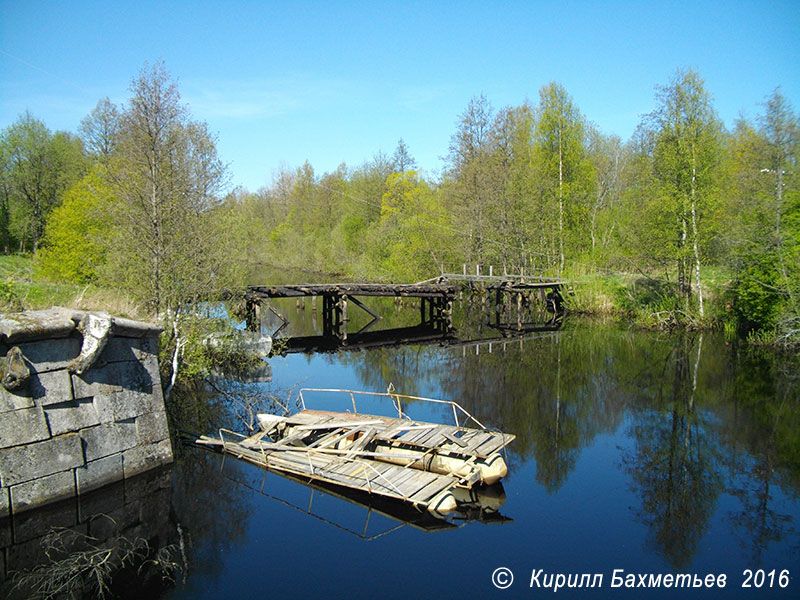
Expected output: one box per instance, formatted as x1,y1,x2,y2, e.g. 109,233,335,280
296,387,487,430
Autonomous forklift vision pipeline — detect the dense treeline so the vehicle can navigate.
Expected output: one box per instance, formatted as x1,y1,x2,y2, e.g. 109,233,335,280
0,64,797,345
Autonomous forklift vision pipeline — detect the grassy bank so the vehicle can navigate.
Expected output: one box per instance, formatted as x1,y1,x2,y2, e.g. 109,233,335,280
562,265,733,331
0,254,143,318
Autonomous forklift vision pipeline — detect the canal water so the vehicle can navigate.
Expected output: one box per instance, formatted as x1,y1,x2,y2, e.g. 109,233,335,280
4,308,799,599
162,308,799,599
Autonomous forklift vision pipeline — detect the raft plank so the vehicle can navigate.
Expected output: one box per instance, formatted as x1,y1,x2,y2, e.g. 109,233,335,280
422,432,449,449
388,467,423,490
306,427,347,448
409,477,456,503
396,471,442,498
472,433,515,456
456,430,480,445
463,432,493,454
415,427,446,447
347,428,377,454
404,427,437,444
202,436,466,509
296,419,384,431
275,428,314,446
285,412,333,426
375,421,406,440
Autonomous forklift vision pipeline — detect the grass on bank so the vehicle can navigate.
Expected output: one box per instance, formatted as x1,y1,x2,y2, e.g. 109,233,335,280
0,253,143,319
562,263,733,330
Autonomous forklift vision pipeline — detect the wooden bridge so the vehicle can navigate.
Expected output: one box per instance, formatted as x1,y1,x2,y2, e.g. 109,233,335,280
246,282,458,340
245,275,565,344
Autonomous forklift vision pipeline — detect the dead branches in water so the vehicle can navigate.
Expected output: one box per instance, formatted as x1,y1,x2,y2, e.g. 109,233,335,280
10,516,181,600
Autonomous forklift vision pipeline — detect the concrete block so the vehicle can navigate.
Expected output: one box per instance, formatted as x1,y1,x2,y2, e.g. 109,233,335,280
7,517,86,569
44,398,99,436
86,510,124,541
140,335,158,356
17,337,81,373
9,470,76,513
0,487,8,518
0,387,33,413
0,406,49,449
124,465,172,503
0,310,75,344
5,535,52,574
101,336,158,364
76,453,123,495
110,317,162,339
0,434,83,486
30,369,74,406
72,360,153,399
93,390,153,423
1,514,10,548
122,439,173,479
135,411,170,445
13,496,80,543
78,479,125,524
138,485,171,527
81,421,139,462
142,354,165,405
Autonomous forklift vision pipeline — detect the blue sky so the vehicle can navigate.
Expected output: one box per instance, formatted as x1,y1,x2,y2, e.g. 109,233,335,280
1,0,798,192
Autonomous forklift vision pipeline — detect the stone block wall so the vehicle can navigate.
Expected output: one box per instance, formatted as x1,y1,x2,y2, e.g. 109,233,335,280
0,465,175,597
0,309,173,516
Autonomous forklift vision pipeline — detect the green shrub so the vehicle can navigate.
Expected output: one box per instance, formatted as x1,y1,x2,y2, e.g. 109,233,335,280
37,171,111,284
0,279,22,311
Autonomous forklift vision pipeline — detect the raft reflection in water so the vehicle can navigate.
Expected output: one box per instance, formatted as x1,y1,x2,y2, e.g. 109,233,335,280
209,448,512,536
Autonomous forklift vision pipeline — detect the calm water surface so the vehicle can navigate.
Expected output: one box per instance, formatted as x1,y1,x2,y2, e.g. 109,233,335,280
161,313,800,599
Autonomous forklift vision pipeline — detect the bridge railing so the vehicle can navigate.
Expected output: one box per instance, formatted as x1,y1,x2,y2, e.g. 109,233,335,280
416,263,564,285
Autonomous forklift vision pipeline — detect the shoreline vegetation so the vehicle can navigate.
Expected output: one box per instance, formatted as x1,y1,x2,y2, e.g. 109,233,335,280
0,252,793,345
1,61,797,395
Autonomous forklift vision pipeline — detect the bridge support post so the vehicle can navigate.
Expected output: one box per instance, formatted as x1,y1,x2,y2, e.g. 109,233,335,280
340,295,348,342
245,298,260,332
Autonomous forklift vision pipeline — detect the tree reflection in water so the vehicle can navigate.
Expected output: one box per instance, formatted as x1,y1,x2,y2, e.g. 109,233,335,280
175,309,799,585
314,318,799,567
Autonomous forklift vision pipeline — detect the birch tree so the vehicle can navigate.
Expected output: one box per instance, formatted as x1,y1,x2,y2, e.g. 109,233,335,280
533,83,592,273
79,98,120,161
106,61,226,314
759,89,798,319
648,69,722,317
446,94,494,265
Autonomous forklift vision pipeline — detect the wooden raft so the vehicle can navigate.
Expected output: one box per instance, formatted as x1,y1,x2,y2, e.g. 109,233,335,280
290,409,514,459
196,429,472,511
196,388,515,513
196,414,514,513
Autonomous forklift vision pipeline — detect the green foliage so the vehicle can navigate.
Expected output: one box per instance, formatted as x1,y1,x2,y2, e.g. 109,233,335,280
0,112,88,251
3,63,798,351
729,253,783,329
0,278,22,311
157,315,265,390
105,61,228,314
37,171,111,283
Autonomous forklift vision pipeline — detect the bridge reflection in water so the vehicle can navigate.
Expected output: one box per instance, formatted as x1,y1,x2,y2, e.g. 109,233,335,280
245,281,564,355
